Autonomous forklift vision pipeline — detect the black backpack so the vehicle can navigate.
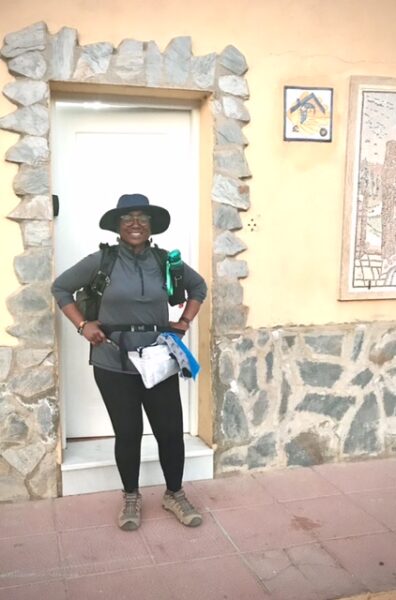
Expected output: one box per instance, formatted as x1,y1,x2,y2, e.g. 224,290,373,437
75,243,186,320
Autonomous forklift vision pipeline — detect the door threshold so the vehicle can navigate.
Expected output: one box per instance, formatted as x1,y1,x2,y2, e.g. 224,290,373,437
61,434,213,496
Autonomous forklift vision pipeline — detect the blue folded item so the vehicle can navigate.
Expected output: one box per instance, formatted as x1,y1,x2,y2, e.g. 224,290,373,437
157,332,201,380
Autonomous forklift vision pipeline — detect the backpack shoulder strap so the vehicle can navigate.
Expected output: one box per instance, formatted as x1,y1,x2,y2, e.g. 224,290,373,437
151,245,168,278
91,243,119,294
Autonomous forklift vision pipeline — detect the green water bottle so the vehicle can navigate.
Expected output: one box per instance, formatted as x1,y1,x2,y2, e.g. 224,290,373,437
166,249,182,296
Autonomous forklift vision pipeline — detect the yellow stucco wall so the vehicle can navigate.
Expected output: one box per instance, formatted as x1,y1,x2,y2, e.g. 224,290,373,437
1,0,396,345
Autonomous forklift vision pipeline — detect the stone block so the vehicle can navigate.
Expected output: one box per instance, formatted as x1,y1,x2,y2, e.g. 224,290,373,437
0,411,29,443
1,22,47,58
279,375,291,419
351,368,374,388
220,450,246,467
14,248,52,283
22,221,52,247
222,96,250,122
383,388,396,417
8,195,52,220
236,337,253,352
8,51,47,79
114,39,144,81
219,75,249,98
3,80,48,106
219,45,248,75
163,36,192,86
296,393,355,421
3,441,45,476
214,279,244,305
48,27,78,80
214,146,250,178
192,53,216,88
13,164,49,196
219,352,234,385
27,451,57,498
252,390,269,426
214,303,248,332
304,334,343,356
214,230,247,256
8,312,54,345
298,360,343,387
351,328,365,360
0,105,49,136
0,475,29,501
220,390,250,444
37,399,58,439
15,348,50,369
216,257,249,278
344,393,381,454
286,432,326,467
238,357,258,393
9,365,54,399
6,136,49,166
145,41,163,86
247,433,276,469
74,42,113,79
215,117,248,145
257,329,270,346
213,204,243,230
7,283,52,315
265,351,274,382
369,339,396,366
0,347,12,381
212,173,250,210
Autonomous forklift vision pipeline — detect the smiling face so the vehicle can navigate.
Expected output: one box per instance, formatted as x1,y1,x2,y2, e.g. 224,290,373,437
118,210,152,252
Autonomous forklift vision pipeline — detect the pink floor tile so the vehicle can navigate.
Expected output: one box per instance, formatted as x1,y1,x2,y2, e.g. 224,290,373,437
141,512,235,564
243,548,321,600
0,532,61,588
0,499,55,538
53,490,119,531
313,458,396,493
212,502,316,553
283,493,387,541
254,466,341,502
157,555,272,600
287,542,366,599
0,580,66,600
323,532,396,592
59,525,152,577
66,565,174,600
347,489,396,531
191,473,275,510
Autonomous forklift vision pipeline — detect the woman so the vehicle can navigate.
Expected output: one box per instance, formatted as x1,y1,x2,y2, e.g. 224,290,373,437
52,193,207,530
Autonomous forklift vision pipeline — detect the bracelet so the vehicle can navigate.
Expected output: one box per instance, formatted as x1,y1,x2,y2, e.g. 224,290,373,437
180,316,191,325
77,320,88,335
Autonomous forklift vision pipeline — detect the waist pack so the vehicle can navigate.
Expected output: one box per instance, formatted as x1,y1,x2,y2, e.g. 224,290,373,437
128,343,179,389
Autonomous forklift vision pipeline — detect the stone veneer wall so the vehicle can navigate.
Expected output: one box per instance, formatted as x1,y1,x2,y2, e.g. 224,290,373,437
0,21,251,501
214,323,396,474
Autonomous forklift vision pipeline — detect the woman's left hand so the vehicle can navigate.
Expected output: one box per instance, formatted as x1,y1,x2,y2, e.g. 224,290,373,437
169,320,189,335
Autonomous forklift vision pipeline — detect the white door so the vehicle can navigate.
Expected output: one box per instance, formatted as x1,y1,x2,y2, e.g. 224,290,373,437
51,98,199,442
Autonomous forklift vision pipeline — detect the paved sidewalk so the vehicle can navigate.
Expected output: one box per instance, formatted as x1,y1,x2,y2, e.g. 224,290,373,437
1,457,396,600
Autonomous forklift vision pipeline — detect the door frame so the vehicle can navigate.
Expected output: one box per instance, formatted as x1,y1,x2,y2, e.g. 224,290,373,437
50,91,202,447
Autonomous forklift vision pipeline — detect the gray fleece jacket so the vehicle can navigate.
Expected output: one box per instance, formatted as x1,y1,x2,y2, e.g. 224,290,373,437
51,241,207,373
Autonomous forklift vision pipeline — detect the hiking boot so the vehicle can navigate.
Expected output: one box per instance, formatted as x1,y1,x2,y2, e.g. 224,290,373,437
162,488,202,527
118,490,142,531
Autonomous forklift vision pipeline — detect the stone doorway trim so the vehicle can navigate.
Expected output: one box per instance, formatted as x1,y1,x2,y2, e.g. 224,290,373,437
0,21,251,500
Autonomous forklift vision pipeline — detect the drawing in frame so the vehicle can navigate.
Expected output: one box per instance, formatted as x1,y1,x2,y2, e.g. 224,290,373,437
340,76,396,300
284,86,333,142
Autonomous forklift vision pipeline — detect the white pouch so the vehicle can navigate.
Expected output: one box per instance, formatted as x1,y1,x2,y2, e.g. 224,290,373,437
128,343,179,389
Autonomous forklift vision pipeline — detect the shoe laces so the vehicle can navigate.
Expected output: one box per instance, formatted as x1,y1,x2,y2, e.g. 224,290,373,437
171,490,196,515
122,491,141,516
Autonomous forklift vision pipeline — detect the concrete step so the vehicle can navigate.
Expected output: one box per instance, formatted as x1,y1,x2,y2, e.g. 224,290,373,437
61,434,214,496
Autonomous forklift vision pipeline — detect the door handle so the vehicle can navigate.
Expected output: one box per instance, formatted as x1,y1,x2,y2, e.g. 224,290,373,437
52,195,59,217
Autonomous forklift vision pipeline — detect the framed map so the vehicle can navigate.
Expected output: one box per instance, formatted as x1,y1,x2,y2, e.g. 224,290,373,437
340,76,396,300
284,86,333,142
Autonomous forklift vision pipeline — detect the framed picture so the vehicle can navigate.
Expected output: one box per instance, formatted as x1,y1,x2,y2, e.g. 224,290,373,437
340,76,396,300
284,86,333,142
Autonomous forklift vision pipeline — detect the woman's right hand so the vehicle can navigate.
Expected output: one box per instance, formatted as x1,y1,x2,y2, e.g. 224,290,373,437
82,321,107,346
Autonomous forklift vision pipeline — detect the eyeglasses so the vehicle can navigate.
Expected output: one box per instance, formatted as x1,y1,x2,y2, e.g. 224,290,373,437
120,214,151,225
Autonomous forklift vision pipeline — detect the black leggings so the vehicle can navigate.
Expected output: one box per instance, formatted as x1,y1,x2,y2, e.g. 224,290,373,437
94,367,185,493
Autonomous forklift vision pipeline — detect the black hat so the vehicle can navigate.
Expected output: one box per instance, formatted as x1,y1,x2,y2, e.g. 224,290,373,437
99,194,170,234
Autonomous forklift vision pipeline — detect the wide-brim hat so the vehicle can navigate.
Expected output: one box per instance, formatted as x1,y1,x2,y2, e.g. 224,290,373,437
99,194,170,234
